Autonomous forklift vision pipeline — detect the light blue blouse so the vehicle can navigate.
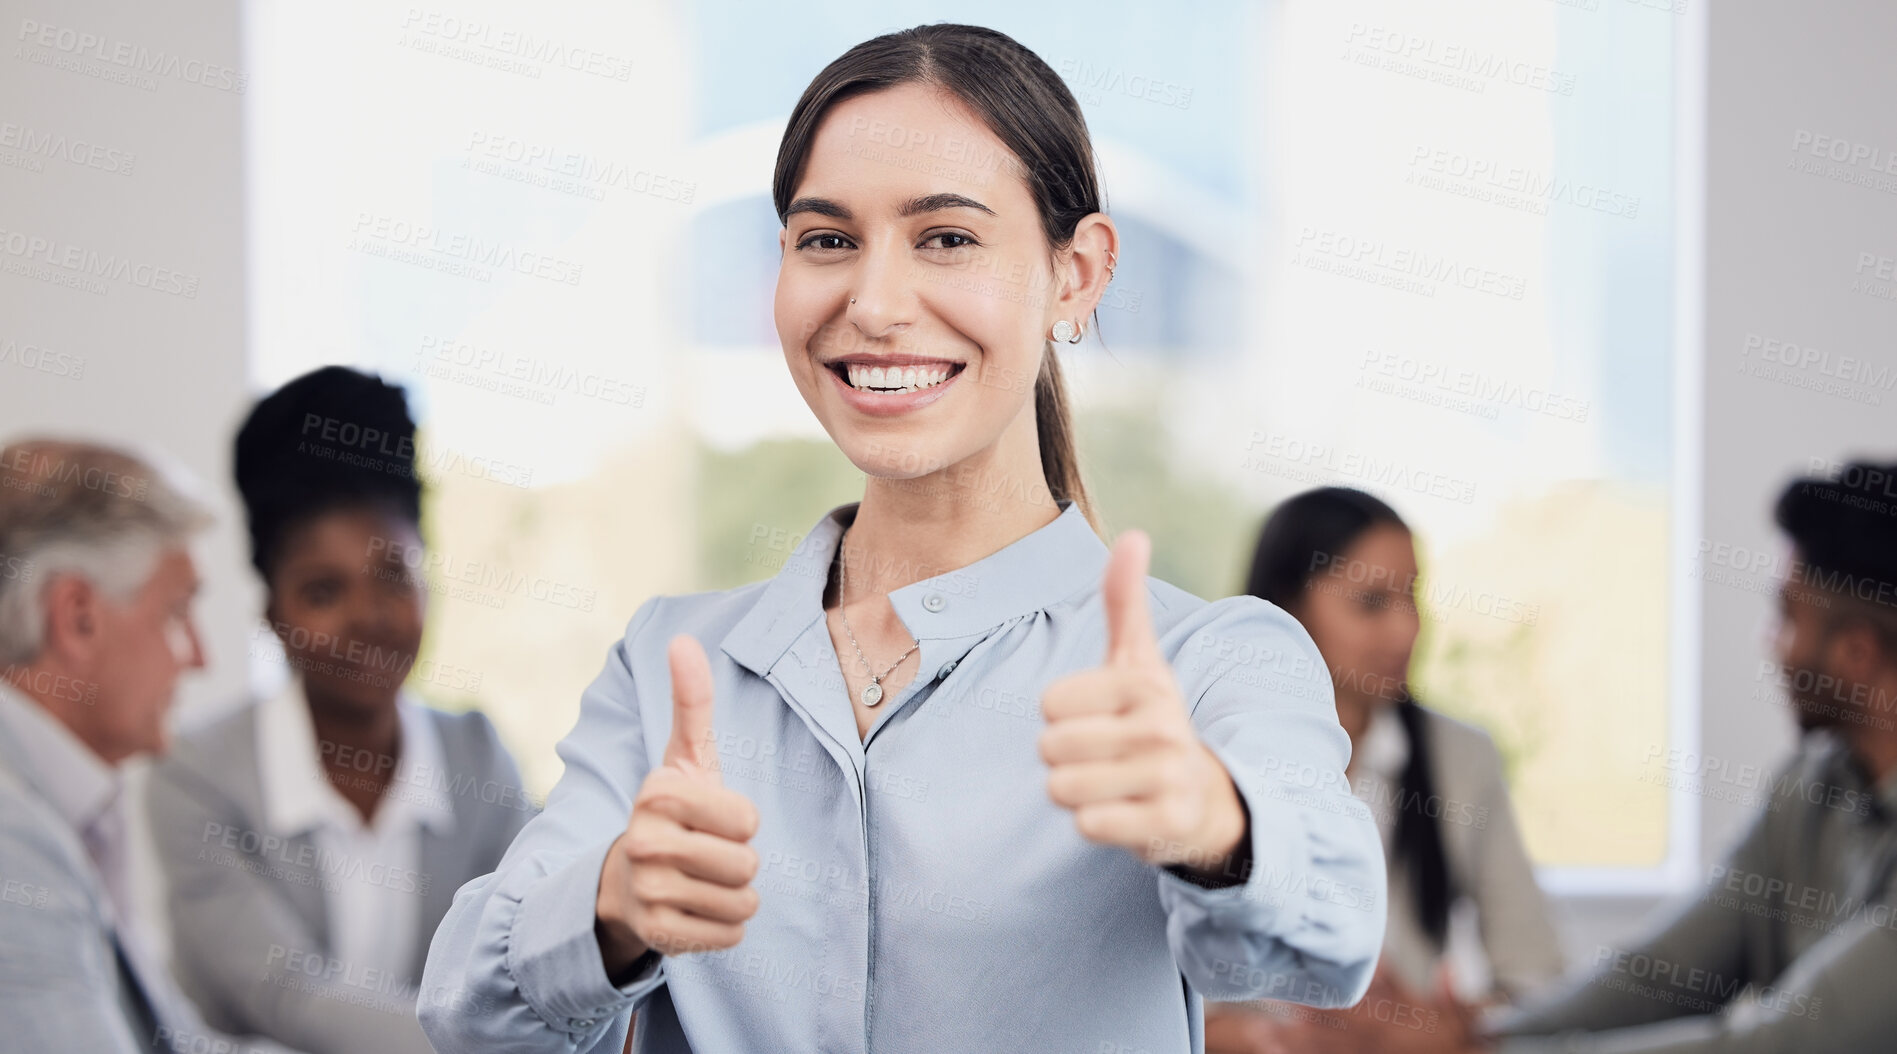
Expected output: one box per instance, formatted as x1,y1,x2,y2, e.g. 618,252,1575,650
418,500,1386,1053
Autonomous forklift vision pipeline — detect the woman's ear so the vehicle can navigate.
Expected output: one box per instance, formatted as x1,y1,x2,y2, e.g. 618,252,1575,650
1051,213,1118,332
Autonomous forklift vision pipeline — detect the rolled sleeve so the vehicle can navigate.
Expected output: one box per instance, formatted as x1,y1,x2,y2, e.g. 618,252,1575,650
420,600,665,1054
1156,595,1388,1008
509,836,666,1033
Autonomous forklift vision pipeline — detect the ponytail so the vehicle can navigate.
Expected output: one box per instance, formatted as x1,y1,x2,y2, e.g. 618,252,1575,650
1035,344,1100,536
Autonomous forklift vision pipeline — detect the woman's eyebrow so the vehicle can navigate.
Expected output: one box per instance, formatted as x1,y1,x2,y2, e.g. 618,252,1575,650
783,193,996,222
785,196,851,220
899,192,994,217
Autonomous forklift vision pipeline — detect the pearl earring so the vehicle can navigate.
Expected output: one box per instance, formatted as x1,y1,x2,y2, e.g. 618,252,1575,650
1050,319,1082,344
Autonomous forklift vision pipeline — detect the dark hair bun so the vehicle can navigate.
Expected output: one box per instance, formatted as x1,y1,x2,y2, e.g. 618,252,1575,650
233,365,422,578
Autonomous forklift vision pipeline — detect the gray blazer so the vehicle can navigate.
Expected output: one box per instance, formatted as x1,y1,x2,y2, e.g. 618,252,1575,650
147,701,534,1054
0,704,291,1054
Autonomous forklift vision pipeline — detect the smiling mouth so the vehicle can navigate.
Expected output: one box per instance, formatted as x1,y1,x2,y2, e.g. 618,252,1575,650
827,361,966,395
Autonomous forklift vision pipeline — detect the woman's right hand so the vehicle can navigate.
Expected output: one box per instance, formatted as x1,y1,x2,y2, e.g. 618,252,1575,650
596,634,762,976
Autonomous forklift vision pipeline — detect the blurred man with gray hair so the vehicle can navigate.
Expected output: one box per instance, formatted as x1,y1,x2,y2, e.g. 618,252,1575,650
0,438,294,1054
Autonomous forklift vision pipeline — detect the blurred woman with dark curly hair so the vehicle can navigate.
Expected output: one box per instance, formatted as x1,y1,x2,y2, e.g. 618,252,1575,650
147,366,533,1054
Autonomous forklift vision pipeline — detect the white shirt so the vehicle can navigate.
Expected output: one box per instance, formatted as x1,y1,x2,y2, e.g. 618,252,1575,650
1356,698,1411,789
255,680,455,983
1351,704,1535,1001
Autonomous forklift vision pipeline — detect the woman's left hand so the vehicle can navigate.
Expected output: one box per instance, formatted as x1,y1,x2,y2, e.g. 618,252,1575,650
1038,529,1249,879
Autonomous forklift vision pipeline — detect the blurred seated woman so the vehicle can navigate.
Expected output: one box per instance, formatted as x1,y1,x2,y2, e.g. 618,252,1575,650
148,366,533,1054
1205,487,1563,1053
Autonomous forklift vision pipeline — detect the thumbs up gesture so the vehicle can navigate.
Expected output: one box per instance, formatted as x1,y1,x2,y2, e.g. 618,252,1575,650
596,635,762,972
1038,531,1249,879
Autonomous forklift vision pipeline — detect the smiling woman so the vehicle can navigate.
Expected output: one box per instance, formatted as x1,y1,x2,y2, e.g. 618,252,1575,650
771,43,1113,538
419,23,1385,1054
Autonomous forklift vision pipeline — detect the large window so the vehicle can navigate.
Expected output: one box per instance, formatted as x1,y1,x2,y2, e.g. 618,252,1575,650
1258,2,1686,889
246,0,1685,886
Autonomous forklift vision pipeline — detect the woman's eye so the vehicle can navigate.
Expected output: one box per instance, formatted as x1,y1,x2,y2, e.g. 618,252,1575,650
302,579,340,606
920,232,976,250
796,233,853,252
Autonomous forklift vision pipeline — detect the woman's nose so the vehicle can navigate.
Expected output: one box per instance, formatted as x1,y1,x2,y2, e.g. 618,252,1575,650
352,590,399,640
847,241,916,340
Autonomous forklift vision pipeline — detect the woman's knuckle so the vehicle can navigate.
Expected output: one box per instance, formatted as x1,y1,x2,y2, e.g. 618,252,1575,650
624,832,661,861
1048,772,1075,805
629,869,669,904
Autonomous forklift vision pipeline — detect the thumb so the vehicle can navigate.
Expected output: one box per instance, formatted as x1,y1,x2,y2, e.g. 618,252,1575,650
663,634,719,780
1102,529,1159,667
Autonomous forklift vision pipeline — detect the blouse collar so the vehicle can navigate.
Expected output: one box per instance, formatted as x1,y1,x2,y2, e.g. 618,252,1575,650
720,499,1106,679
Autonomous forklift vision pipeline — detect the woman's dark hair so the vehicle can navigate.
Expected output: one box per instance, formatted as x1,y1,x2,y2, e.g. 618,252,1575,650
233,366,423,581
771,23,1102,533
1244,487,1407,611
1243,486,1456,947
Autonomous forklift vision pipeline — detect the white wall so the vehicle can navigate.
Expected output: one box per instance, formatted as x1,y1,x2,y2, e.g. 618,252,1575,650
0,0,250,954
1548,0,1897,963
0,0,253,715
1695,0,1897,866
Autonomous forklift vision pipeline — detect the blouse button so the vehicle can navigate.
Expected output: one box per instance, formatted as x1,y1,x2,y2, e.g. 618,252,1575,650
922,593,946,612
938,660,958,679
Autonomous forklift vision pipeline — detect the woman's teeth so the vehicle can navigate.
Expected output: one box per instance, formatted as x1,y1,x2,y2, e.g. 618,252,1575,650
845,363,952,394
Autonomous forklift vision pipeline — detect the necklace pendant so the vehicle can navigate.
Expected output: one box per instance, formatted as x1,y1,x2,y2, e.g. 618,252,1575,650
861,681,884,707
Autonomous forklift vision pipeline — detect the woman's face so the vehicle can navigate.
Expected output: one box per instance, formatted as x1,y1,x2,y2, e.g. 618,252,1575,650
774,82,1084,481
266,506,426,717
1294,524,1422,714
